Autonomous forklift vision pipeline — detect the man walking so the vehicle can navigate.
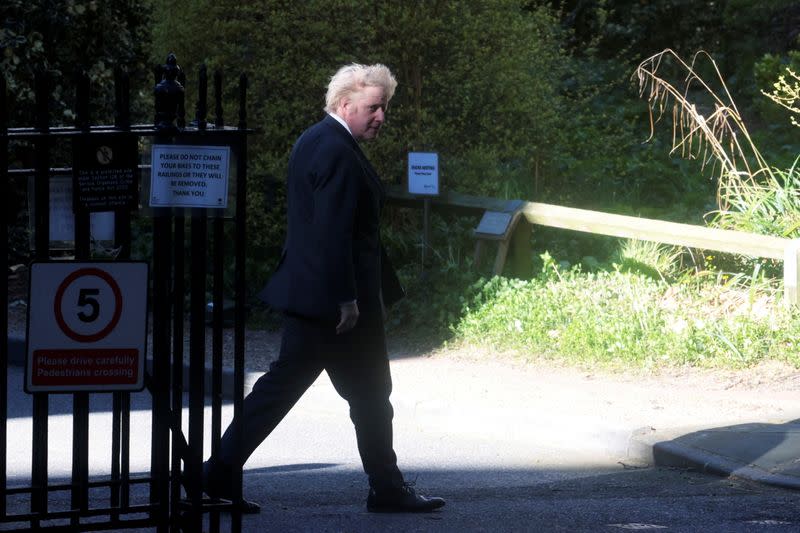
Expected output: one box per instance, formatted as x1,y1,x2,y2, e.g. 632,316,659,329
204,63,445,514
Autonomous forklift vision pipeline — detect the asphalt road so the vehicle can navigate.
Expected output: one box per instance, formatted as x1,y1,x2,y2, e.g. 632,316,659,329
4,357,800,532
226,465,800,532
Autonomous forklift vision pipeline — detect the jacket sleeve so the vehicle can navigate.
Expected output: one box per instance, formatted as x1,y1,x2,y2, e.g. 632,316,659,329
312,147,360,305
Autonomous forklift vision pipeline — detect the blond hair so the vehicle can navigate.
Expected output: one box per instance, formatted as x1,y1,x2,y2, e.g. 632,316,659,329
324,63,397,113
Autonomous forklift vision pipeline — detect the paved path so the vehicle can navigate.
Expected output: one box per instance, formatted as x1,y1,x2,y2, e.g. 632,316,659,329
5,340,800,531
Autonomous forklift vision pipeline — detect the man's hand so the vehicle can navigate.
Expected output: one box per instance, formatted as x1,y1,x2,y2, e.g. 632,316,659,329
336,301,359,334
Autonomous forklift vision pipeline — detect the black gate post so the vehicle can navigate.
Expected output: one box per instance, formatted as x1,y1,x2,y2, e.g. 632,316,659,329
230,72,249,533
150,51,174,533
31,70,51,526
151,57,178,531
185,64,209,532
169,205,186,533
114,67,133,258
185,210,207,531
110,66,133,525
208,69,226,533
0,70,8,523
170,66,189,532
70,69,92,529
151,187,173,532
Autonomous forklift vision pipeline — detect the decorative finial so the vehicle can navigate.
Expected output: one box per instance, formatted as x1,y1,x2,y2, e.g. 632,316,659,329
153,53,185,133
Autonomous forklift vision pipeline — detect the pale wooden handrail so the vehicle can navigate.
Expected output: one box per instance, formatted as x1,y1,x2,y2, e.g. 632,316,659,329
385,186,800,305
521,203,787,260
524,202,800,306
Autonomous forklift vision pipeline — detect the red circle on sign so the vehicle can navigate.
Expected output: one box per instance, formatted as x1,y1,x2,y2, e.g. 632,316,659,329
54,268,123,343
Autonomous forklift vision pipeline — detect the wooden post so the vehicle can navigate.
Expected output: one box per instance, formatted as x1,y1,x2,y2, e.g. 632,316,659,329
505,217,533,278
473,240,485,269
784,240,800,307
422,197,431,269
492,239,510,276
488,212,532,278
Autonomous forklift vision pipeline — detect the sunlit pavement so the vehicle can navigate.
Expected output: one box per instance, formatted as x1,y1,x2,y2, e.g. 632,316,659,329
6,354,800,531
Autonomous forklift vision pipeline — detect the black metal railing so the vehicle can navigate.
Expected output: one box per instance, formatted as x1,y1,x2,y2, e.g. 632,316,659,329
2,55,252,533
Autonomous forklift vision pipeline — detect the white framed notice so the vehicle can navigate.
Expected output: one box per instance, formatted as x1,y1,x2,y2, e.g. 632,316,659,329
149,144,231,208
408,152,439,196
27,176,115,246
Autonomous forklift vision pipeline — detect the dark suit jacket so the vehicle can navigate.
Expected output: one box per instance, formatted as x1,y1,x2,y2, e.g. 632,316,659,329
260,115,403,320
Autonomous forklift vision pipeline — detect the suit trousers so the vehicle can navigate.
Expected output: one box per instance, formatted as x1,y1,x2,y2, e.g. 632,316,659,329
216,312,404,490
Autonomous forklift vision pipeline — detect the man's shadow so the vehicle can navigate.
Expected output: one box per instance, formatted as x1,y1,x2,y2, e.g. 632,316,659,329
652,418,800,488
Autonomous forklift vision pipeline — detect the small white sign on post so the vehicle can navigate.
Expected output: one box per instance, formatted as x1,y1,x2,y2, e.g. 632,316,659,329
408,152,439,196
25,261,149,393
149,144,231,208
29,177,115,244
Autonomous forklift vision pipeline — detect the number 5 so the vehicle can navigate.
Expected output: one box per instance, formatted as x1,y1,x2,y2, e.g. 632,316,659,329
78,288,100,323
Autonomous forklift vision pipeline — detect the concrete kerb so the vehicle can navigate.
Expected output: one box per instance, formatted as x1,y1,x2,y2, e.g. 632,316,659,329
627,425,800,491
653,438,800,490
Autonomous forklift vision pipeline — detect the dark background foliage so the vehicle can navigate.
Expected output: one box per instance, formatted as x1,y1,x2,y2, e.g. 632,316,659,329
2,0,152,263
3,0,798,336
2,0,152,126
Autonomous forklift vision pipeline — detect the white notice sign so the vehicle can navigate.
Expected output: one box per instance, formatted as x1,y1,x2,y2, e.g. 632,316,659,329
408,152,439,196
47,177,116,242
150,145,231,208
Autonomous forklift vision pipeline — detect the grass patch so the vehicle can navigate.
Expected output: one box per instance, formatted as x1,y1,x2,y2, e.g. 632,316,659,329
451,255,800,371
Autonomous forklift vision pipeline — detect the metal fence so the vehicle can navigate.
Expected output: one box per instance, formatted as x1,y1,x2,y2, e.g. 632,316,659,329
2,56,251,532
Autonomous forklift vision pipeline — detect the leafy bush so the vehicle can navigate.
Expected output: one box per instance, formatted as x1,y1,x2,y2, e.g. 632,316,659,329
613,239,684,281
634,49,800,244
2,0,152,126
150,0,574,287
383,208,484,340
754,51,800,129
387,262,482,341
3,0,153,265
452,254,800,370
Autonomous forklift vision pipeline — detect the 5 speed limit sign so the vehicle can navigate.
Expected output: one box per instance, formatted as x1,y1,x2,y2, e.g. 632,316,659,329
25,262,149,393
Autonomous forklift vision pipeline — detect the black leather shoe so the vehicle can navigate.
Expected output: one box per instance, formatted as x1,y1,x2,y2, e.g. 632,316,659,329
366,483,445,513
202,460,262,514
